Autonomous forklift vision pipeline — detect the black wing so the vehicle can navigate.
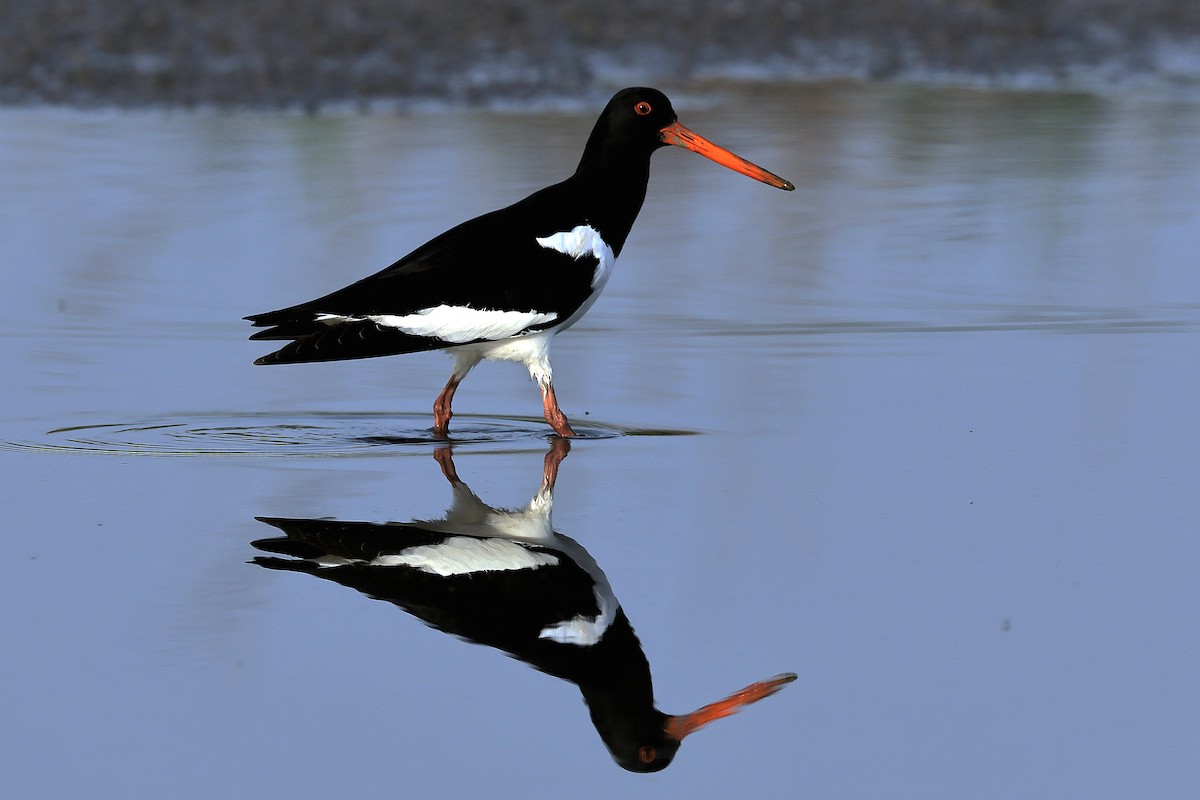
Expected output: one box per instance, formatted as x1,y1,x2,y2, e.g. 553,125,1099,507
246,184,602,364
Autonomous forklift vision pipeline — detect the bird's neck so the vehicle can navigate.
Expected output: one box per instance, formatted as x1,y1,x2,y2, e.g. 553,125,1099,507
570,162,651,257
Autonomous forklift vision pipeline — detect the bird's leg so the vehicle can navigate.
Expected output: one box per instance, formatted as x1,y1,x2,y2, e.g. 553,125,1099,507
434,353,481,438
541,382,577,438
433,374,461,438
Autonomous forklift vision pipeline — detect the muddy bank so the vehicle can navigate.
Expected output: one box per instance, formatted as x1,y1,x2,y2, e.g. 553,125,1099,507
3,0,1198,108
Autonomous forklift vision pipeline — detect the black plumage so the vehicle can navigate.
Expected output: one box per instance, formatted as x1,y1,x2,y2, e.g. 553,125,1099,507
247,87,793,436
250,444,795,772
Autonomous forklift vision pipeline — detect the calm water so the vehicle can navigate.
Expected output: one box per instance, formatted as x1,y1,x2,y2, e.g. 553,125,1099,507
2,83,1198,798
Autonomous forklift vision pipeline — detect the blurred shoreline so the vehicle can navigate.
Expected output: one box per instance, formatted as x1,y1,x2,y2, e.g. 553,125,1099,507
3,0,1199,109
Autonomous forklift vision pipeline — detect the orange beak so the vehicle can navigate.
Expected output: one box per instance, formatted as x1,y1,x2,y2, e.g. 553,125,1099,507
664,673,797,742
659,121,794,191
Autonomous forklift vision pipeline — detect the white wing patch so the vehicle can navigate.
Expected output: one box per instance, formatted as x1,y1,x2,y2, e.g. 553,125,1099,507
370,536,559,576
317,306,557,344
309,224,614,347
535,224,615,291
535,224,616,333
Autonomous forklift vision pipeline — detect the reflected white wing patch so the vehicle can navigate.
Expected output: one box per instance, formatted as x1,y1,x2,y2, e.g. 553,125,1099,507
370,536,559,576
538,603,616,647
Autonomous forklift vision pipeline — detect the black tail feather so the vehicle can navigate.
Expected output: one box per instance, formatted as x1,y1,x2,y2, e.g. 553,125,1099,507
248,319,447,365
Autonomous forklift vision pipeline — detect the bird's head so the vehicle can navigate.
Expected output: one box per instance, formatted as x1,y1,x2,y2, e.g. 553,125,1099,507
584,87,794,191
603,672,798,773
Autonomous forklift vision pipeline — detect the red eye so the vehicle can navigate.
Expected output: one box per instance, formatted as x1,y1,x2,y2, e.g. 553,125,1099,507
634,101,652,116
638,745,656,763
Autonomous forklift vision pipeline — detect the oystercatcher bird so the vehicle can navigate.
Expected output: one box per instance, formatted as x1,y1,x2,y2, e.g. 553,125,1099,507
251,442,795,772
246,87,793,437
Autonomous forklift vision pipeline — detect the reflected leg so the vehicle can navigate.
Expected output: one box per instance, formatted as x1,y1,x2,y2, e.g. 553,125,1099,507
542,437,571,489
433,445,461,484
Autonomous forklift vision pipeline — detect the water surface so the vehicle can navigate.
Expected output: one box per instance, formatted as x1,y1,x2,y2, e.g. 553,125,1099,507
2,84,1198,798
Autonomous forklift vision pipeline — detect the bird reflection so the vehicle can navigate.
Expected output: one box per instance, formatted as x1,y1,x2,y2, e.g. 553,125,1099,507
251,440,794,772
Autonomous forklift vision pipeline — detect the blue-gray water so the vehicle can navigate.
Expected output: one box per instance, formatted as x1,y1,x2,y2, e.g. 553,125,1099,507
2,83,1198,797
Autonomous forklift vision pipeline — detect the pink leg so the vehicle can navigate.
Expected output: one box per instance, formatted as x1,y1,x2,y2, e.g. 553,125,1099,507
433,446,461,484
541,382,576,438
433,374,461,438
542,437,571,488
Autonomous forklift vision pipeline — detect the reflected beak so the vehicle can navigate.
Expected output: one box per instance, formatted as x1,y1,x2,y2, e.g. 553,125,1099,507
664,673,797,741
659,121,795,191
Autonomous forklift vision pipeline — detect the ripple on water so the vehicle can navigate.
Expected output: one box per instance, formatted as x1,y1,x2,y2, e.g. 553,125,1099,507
1,412,694,458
